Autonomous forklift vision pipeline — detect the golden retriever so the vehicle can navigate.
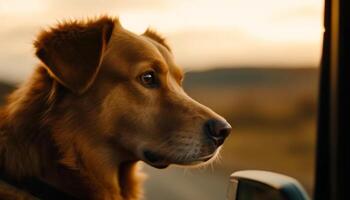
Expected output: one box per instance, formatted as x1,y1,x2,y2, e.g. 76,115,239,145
0,16,231,200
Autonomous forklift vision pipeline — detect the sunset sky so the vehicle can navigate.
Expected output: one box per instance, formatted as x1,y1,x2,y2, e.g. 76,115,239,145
0,0,323,83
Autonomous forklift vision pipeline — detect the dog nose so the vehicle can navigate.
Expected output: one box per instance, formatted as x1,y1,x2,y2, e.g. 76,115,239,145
204,119,232,146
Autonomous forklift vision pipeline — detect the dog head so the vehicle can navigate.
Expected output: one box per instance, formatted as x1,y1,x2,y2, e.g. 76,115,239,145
34,16,231,169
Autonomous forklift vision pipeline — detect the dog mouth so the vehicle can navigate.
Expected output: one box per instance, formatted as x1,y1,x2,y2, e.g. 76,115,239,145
142,150,169,169
142,150,215,169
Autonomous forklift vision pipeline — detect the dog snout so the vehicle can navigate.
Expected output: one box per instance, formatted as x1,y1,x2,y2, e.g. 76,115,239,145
204,119,232,146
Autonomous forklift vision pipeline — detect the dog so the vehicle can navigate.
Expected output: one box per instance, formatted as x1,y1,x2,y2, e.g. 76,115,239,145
0,16,232,200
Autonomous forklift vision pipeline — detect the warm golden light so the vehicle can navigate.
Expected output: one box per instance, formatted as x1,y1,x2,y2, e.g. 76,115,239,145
0,0,46,14
0,0,323,83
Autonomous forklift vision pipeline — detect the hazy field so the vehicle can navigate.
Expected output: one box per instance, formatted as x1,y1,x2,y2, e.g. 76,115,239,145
0,67,319,199
182,68,318,195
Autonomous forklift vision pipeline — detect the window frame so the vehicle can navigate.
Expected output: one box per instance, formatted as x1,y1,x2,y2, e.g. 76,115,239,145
315,0,350,199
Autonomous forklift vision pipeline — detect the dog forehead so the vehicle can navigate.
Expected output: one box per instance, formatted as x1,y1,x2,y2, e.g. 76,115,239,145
144,37,183,80
108,26,163,63
105,23,182,79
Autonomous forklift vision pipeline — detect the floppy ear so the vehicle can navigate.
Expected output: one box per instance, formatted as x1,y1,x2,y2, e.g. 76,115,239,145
34,17,115,94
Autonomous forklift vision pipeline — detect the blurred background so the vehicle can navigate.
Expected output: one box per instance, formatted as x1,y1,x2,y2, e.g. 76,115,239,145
0,0,323,199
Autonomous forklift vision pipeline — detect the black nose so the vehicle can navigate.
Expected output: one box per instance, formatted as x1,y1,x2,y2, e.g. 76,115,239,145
204,119,232,146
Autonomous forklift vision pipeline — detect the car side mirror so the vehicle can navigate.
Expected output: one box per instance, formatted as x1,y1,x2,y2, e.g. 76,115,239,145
226,170,310,200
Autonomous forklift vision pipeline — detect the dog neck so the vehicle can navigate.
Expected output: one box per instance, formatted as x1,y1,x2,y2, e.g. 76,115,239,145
0,67,144,200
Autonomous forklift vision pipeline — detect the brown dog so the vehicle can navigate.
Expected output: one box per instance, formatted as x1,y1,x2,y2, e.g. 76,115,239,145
0,16,231,200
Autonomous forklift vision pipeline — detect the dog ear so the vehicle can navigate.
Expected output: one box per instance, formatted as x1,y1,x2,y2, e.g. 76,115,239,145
34,17,115,94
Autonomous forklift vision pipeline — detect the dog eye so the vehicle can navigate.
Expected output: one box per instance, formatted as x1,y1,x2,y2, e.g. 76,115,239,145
139,71,158,88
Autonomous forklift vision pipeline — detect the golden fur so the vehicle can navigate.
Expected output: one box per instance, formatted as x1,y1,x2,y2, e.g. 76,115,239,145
0,16,230,200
